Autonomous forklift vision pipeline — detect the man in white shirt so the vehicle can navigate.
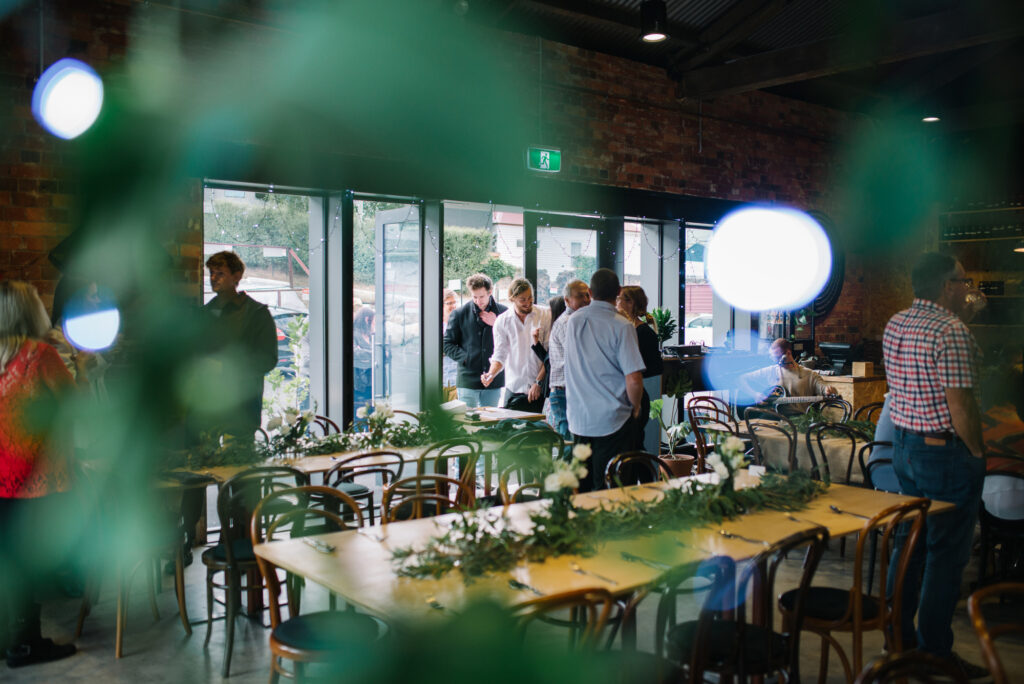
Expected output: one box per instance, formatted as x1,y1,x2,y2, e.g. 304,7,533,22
548,279,590,440
481,278,551,413
564,268,646,491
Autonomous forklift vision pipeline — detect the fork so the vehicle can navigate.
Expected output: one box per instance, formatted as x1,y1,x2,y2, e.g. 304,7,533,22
829,504,871,520
569,561,618,585
508,578,544,596
620,551,672,571
302,538,335,554
357,528,387,543
718,529,771,547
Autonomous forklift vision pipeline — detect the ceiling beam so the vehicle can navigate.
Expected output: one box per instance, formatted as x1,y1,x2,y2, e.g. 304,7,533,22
676,2,1024,100
886,42,1012,106
670,0,790,75
505,0,700,48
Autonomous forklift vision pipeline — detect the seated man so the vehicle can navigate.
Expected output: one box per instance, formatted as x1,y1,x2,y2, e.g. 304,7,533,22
739,338,837,415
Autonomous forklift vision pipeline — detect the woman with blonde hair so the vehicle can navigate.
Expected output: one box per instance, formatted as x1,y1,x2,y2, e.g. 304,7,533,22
616,286,663,452
0,281,81,667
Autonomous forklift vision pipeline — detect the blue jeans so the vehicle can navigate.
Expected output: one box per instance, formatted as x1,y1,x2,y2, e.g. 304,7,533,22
457,387,502,408
548,387,571,443
886,428,985,656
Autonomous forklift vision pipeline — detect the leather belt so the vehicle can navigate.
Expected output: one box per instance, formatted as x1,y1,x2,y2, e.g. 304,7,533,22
898,427,958,441
550,385,565,391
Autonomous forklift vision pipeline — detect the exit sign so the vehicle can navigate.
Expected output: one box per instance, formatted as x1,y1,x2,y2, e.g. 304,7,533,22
527,146,561,173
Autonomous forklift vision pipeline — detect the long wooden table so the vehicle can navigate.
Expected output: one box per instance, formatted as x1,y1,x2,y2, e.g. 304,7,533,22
253,472,954,623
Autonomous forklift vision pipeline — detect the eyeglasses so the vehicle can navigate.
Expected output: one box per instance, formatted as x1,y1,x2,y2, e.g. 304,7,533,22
948,277,974,286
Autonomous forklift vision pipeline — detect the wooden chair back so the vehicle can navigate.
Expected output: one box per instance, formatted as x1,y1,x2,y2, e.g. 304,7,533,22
854,651,968,683
516,588,616,651
498,463,542,505
496,429,564,496
325,450,405,489
255,427,270,443
853,401,885,424
743,407,797,472
217,466,309,567
419,437,483,490
858,441,896,491
313,415,341,436
655,555,736,660
604,451,672,488
811,396,853,423
251,485,364,545
967,581,1024,684
382,474,476,522
804,421,863,484
391,409,420,424
690,403,742,473
687,395,735,424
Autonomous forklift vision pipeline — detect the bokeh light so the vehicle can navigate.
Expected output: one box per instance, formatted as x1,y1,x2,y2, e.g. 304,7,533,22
31,58,104,139
706,206,832,312
61,285,120,351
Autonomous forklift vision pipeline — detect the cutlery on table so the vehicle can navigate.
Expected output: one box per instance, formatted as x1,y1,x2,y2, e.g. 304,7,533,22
425,596,458,615
620,551,672,571
357,528,386,543
718,529,771,547
508,578,544,597
674,538,714,555
569,561,618,585
302,538,335,554
786,513,817,526
829,504,871,520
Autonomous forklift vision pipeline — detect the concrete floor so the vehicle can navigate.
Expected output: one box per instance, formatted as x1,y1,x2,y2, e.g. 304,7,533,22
8,525,1024,683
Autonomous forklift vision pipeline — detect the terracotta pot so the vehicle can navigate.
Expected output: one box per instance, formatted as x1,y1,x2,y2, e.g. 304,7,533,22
659,454,696,478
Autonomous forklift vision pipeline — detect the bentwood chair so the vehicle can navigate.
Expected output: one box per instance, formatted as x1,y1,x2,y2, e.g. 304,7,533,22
858,440,899,596
312,415,341,436
811,396,853,423
494,428,564,498
853,401,886,425
665,527,829,683
743,407,798,472
325,450,405,524
967,581,1024,684
382,474,475,522
690,403,745,474
854,651,968,683
202,466,309,677
252,486,364,614
976,467,1024,587
604,451,672,488
804,421,864,485
778,498,931,682
419,437,483,494
251,505,386,683
498,463,543,505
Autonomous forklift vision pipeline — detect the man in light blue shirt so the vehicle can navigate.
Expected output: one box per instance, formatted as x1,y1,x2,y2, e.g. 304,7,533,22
564,269,645,491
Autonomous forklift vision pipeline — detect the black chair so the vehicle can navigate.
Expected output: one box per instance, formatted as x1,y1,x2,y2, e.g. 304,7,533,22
804,421,863,485
201,465,309,677
324,450,405,524
811,395,853,423
496,429,564,496
664,527,829,683
853,401,886,424
604,451,672,488
690,402,745,474
743,406,798,472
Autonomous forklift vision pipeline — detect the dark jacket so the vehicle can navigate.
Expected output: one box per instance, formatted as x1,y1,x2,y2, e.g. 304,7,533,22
443,297,507,389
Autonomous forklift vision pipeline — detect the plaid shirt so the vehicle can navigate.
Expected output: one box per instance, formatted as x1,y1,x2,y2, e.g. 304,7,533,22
883,298,979,433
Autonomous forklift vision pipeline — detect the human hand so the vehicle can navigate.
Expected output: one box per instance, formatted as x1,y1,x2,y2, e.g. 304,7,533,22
824,385,838,397
480,372,493,387
527,382,541,402
479,310,497,326
532,326,540,344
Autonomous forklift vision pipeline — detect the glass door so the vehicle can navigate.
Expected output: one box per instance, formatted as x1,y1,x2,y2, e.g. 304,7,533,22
352,199,422,413
523,212,605,304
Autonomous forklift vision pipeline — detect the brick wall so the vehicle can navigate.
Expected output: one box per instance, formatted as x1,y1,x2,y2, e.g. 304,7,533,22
2,1,869,331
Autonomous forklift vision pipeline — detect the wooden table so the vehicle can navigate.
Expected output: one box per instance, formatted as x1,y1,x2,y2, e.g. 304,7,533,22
455,406,547,426
254,472,953,623
820,375,888,417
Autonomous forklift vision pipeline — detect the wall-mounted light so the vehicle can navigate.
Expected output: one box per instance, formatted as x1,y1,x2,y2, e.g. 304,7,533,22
641,0,668,43
922,116,940,123
1014,239,1024,253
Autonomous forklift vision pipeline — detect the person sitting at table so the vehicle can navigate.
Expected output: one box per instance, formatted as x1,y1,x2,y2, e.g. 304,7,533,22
1,281,85,668
481,278,551,413
738,338,837,415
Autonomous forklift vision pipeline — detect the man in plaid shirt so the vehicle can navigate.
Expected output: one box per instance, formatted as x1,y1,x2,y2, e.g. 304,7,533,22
883,252,988,680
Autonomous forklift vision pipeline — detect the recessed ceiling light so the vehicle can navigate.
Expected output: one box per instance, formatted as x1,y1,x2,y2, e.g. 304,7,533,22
922,116,941,123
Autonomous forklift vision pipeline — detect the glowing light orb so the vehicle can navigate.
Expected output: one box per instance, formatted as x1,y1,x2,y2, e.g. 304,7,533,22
61,285,120,351
706,207,832,312
31,58,104,139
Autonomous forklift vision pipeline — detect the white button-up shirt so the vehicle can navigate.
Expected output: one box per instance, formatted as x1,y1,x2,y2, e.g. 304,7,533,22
547,306,576,388
564,300,645,437
490,305,551,395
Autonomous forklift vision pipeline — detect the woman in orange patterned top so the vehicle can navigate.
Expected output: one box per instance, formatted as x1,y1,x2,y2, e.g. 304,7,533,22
0,280,83,667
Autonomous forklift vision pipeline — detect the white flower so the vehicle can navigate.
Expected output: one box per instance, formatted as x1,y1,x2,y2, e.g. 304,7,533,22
284,409,299,425
728,451,746,471
723,436,745,454
512,422,528,430
374,402,394,419
544,468,579,492
302,410,315,423
266,416,282,431
706,452,723,469
572,443,592,461
356,406,368,419
712,462,730,480
573,464,589,480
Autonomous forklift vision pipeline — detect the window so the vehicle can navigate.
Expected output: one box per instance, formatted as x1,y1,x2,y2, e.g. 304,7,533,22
442,202,524,305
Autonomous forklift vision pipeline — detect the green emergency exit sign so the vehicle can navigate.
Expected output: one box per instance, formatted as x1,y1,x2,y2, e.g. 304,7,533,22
527,146,561,173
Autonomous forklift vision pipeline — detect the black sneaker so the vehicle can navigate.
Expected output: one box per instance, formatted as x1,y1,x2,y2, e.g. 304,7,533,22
6,638,77,668
946,652,992,683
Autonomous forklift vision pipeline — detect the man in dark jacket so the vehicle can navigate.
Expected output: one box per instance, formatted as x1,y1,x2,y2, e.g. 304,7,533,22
202,250,278,437
443,273,507,407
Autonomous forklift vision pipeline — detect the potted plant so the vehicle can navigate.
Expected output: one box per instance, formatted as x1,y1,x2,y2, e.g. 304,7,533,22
650,307,677,350
650,399,695,477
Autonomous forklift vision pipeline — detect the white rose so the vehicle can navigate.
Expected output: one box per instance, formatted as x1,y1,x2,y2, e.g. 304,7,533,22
728,451,746,471
266,416,282,431
356,406,368,419
713,462,730,480
706,452,723,469
572,443,592,461
573,464,589,480
544,472,564,493
723,436,745,454
302,410,315,423
375,402,394,419
284,409,299,425
556,468,579,489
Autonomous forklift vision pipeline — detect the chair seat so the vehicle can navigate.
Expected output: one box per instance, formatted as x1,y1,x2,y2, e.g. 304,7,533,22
272,610,384,652
202,539,256,564
334,481,371,497
666,620,787,673
779,586,880,623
